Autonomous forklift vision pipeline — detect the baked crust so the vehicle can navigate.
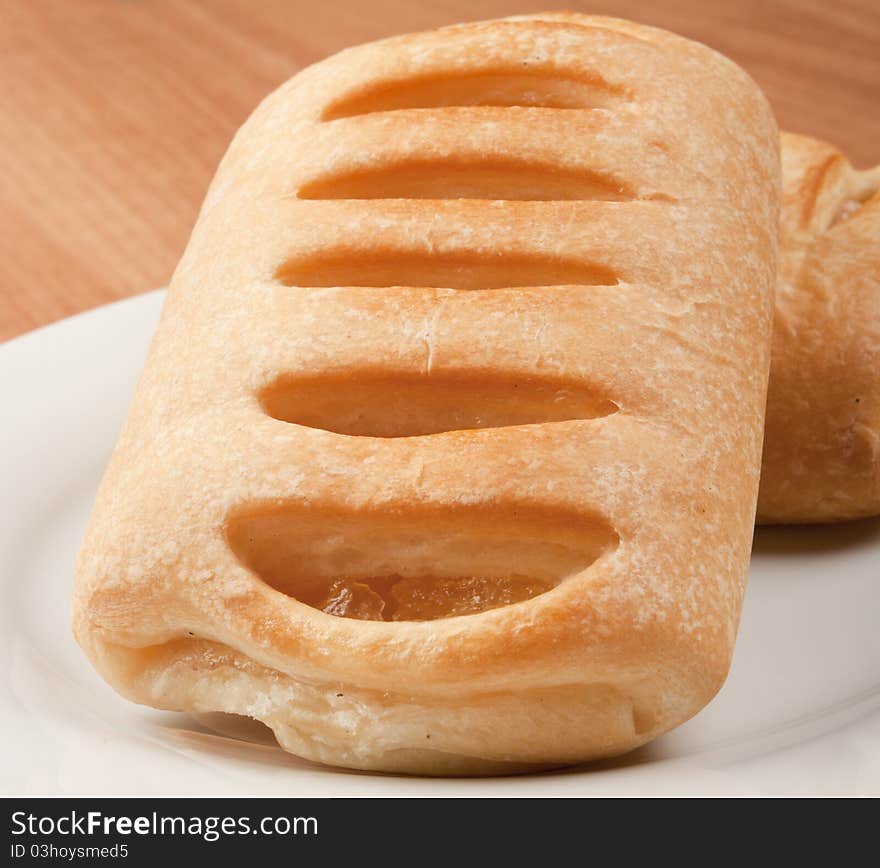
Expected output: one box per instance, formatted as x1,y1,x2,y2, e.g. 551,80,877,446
758,133,880,524
72,13,779,774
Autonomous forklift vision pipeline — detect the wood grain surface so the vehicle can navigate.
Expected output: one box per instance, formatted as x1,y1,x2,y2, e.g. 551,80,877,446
2,0,878,340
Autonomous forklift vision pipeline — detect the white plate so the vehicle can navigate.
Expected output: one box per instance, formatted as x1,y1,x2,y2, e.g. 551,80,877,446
2,289,879,796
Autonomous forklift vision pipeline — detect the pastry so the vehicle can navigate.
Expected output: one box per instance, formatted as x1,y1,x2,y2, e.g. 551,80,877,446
72,13,780,774
759,132,880,523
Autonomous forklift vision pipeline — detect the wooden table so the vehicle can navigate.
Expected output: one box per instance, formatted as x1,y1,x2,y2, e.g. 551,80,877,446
2,0,878,340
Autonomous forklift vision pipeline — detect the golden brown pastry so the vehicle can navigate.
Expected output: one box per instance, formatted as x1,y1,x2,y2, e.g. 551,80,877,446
72,13,779,774
758,133,880,524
